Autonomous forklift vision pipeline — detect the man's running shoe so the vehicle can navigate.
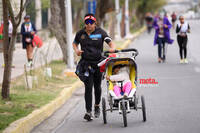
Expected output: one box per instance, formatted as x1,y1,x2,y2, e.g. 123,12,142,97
94,105,100,118
83,112,93,121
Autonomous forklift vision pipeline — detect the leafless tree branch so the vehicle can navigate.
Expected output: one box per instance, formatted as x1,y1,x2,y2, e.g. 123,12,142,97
16,0,24,26
6,0,16,26
16,0,33,26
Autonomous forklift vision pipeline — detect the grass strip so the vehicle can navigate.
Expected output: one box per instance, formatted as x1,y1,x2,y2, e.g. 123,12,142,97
0,60,78,132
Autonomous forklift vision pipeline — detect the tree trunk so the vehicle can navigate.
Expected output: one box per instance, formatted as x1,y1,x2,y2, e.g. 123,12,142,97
108,11,115,40
1,0,17,99
120,5,125,37
95,0,114,27
1,0,10,99
1,0,32,99
1,0,33,99
49,25,68,63
95,0,101,26
138,14,145,26
73,7,82,32
130,7,137,29
59,0,66,33
2,31,17,99
49,0,68,64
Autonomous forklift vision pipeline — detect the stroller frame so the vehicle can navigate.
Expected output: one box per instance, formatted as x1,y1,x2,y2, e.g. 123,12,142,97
101,48,146,127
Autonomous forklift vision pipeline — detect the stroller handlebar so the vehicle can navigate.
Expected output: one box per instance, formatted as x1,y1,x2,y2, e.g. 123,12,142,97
103,48,139,57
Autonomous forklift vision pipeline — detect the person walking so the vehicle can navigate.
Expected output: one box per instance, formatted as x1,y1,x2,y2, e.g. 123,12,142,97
0,15,15,68
171,12,177,29
73,13,115,121
145,12,154,34
0,15,13,42
153,12,174,63
21,15,36,67
176,15,190,64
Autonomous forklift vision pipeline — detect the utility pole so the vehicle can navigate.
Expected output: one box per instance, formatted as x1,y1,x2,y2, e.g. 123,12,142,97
83,0,88,15
65,0,74,69
35,0,42,30
125,0,130,37
115,0,121,39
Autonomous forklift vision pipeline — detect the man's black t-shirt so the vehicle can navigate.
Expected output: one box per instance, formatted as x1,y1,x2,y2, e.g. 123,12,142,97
73,27,112,62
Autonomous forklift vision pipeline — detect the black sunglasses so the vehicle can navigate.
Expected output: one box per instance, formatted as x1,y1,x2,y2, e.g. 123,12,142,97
85,19,95,25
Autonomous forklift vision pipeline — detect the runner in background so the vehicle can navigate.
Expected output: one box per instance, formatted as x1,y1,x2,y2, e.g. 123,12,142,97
21,15,37,67
145,12,154,34
153,12,174,63
171,12,177,29
176,15,190,64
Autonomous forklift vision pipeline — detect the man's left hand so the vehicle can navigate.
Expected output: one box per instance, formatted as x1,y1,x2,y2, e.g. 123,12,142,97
108,42,116,53
109,48,115,53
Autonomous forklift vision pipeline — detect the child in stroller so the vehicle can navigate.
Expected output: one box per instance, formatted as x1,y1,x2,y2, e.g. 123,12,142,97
106,64,133,98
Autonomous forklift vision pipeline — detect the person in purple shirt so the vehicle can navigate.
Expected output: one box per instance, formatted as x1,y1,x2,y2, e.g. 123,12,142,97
153,12,174,63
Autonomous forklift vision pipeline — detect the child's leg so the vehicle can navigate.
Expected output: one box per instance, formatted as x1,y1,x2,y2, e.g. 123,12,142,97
123,82,132,95
113,85,122,97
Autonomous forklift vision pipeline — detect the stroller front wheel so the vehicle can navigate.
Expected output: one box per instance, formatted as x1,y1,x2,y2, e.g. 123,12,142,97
102,97,107,124
121,99,127,127
141,95,147,122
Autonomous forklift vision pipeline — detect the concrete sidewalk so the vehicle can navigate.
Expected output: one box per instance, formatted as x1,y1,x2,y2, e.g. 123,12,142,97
0,37,62,83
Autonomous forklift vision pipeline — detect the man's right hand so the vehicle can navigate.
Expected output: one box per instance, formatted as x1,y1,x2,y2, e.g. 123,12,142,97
75,49,84,56
109,48,115,53
106,75,110,80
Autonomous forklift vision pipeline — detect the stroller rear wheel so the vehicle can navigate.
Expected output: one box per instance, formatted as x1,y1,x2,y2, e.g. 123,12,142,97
134,94,138,110
141,95,147,122
102,97,107,124
108,95,113,112
121,99,127,127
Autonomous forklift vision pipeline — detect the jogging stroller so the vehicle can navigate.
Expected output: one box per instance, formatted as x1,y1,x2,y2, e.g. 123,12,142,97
100,48,146,127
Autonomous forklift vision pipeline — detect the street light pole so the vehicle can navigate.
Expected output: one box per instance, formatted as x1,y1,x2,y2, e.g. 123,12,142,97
65,0,74,69
35,0,42,30
115,0,121,39
125,0,130,37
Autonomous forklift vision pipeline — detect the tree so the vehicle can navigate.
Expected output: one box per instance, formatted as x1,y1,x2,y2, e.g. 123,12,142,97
25,0,50,29
120,4,126,37
1,0,33,99
41,0,50,9
71,0,84,32
95,0,115,26
49,0,69,64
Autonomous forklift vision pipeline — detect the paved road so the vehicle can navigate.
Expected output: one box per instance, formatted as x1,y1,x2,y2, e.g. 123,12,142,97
31,19,200,133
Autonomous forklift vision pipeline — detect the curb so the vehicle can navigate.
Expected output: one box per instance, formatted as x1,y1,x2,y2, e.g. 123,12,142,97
3,26,146,133
3,81,83,133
